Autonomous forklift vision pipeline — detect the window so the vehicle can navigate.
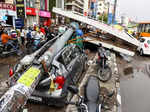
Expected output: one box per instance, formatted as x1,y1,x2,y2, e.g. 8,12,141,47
138,24,142,32
30,0,35,8
57,0,62,8
141,24,145,32
147,40,150,44
40,0,45,10
61,48,72,67
145,24,150,33
140,38,145,42
26,0,35,8
26,0,30,7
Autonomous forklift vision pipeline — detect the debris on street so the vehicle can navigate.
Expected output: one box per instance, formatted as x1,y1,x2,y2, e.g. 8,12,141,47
66,51,119,112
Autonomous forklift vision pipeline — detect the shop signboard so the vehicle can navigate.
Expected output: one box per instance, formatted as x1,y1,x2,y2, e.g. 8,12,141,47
0,2,16,11
26,7,36,16
39,11,51,18
15,18,24,29
16,0,25,19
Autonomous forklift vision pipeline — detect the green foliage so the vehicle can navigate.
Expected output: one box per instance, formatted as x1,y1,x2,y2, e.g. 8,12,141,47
98,13,108,23
49,0,56,18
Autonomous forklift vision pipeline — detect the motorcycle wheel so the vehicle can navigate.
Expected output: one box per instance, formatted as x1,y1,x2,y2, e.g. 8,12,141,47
98,66,112,82
26,43,33,54
0,46,3,53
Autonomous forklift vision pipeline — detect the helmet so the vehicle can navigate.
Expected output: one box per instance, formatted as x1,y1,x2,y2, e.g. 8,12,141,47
98,43,102,47
58,26,67,33
76,29,83,36
70,22,79,29
3,29,8,34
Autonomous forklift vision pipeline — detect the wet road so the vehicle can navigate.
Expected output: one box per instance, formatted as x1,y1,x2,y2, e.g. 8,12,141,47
117,54,150,112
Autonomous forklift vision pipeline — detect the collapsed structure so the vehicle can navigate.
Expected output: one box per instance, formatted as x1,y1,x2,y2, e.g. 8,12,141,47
0,28,74,112
53,7,139,56
0,7,140,112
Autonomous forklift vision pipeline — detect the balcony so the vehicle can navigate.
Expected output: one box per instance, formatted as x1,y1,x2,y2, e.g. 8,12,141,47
65,1,83,9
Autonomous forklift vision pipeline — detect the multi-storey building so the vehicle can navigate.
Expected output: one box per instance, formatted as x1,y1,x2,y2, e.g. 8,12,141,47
65,0,84,15
55,0,84,24
97,0,108,15
26,0,51,26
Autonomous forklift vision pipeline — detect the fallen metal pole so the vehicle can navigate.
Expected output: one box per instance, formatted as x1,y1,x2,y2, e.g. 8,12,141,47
0,28,74,112
38,28,74,66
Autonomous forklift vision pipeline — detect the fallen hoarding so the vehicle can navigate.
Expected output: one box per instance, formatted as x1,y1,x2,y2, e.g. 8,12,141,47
85,37,135,56
53,8,139,47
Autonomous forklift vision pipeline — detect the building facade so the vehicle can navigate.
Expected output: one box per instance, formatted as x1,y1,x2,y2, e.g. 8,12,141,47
26,0,51,27
97,0,108,14
65,0,84,15
0,0,17,26
55,0,84,24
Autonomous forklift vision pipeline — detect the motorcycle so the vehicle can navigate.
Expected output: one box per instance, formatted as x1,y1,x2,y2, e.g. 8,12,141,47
67,76,114,112
67,75,102,112
26,37,46,54
97,47,112,82
0,39,20,57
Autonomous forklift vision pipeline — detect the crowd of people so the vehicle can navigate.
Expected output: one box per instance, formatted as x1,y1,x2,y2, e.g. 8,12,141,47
0,24,57,55
0,22,87,56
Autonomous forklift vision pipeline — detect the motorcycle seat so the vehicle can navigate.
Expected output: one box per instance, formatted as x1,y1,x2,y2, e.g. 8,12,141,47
86,102,101,112
84,75,101,112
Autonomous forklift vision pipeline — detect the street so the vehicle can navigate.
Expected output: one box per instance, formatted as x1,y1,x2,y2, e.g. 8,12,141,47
117,54,150,112
1,46,150,112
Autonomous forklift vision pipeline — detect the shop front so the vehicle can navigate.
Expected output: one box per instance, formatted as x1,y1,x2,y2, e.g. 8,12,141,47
26,7,36,27
0,3,16,27
26,7,51,27
39,10,51,26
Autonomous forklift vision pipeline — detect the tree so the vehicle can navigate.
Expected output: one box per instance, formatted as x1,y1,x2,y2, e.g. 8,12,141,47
49,0,56,18
98,13,108,24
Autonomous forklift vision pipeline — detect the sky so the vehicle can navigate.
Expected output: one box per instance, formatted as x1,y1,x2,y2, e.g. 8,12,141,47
117,0,150,22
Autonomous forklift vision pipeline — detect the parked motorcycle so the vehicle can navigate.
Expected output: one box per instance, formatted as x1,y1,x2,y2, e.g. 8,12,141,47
0,39,20,57
97,45,112,82
67,75,102,112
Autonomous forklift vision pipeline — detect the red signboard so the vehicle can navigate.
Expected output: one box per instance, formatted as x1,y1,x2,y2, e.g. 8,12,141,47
26,7,36,16
0,3,16,11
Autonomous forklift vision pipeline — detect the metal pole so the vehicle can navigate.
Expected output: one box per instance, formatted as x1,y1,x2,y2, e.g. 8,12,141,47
0,28,74,112
36,0,40,25
112,0,117,24
107,2,110,24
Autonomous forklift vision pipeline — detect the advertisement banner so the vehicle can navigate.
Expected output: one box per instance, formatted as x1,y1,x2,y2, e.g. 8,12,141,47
16,0,25,19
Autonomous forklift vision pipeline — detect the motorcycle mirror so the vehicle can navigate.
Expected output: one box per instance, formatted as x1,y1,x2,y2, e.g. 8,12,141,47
68,85,79,94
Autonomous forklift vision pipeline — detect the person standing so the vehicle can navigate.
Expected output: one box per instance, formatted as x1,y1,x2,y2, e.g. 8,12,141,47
20,28,26,46
40,25,46,35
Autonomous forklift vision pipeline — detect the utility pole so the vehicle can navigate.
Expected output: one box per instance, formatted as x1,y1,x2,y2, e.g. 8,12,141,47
35,0,40,25
112,0,117,24
107,1,110,24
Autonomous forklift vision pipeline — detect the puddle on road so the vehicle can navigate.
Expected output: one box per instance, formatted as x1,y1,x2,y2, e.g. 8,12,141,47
120,66,150,112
